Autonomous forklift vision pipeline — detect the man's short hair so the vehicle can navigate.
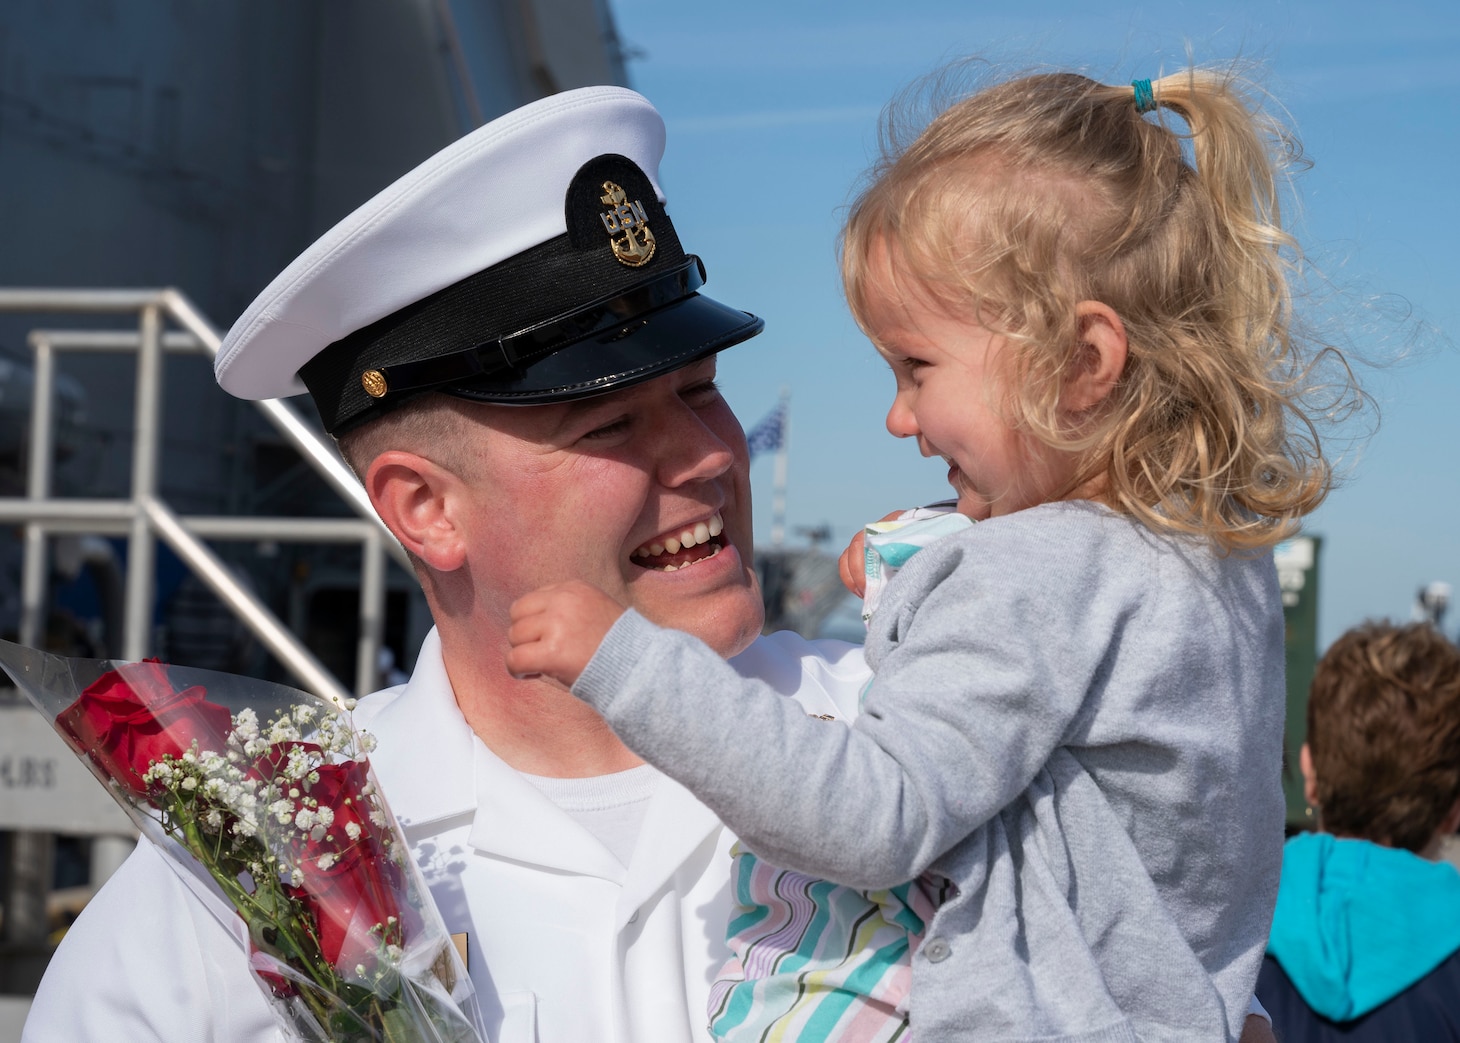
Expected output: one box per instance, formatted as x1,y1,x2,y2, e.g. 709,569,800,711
1307,621,1460,852
335,394,474,481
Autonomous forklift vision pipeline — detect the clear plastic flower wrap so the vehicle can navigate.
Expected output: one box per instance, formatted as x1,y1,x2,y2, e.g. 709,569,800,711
0,639,487,1043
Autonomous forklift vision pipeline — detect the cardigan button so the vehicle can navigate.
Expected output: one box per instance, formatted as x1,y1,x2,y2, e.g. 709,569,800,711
923,937,951,963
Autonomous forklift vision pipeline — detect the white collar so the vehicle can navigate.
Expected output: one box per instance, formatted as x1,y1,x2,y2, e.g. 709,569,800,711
359,629,723,910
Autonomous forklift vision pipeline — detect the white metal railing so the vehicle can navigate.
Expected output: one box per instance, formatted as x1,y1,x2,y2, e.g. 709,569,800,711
0,288,413,706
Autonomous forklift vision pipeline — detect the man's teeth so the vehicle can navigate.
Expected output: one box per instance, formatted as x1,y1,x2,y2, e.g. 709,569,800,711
631,513,726,564
655,545,722,571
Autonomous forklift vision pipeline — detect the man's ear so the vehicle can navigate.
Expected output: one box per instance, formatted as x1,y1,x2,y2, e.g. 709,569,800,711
365,450,467,572
1062,301,1128,414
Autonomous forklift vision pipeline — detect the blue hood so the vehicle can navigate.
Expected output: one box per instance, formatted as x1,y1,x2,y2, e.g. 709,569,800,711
1267,832,1460,1021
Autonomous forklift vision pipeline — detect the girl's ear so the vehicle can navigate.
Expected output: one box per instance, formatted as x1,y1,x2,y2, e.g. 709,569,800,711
365,450,468,572
1063,301,1129,414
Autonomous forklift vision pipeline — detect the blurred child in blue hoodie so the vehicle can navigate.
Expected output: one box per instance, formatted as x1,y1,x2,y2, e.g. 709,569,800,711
1258,621,1460,1040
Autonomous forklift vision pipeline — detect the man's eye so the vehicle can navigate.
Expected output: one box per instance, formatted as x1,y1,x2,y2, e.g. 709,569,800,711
583,418,631,440
684,379,722,403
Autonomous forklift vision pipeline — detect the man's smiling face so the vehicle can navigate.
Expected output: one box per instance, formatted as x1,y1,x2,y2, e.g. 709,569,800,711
451,356,764,659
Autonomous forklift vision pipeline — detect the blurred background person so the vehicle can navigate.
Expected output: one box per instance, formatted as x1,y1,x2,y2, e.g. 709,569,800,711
1257,621,1460,1040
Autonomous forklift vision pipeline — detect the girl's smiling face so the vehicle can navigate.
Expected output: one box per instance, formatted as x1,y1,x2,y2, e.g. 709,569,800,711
860,242,1083,522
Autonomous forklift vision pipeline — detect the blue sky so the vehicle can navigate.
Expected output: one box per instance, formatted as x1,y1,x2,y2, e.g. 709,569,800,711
610,0,1460,648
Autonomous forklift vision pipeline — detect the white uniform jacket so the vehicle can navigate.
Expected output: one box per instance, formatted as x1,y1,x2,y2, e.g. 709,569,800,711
22,628,869,1043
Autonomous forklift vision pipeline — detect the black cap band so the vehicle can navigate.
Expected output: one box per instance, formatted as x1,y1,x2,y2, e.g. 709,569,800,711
372,256,705,396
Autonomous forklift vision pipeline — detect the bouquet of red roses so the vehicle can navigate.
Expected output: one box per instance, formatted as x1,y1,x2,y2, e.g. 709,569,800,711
0,639,486,1043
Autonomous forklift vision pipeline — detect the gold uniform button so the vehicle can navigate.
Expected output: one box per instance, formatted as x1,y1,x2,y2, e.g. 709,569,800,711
361,370,388,398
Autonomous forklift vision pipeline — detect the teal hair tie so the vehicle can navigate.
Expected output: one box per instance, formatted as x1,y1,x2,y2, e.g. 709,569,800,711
1132,78,1156,114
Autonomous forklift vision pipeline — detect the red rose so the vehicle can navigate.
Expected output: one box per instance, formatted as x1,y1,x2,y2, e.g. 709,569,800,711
280,758,413,974
56,659,234,799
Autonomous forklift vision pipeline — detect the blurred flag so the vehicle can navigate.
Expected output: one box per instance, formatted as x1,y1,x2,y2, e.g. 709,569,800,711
745,399,787,458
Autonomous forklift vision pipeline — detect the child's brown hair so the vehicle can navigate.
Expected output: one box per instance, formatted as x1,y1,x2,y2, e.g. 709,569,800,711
842,67,1353,552
1306,621,1460,853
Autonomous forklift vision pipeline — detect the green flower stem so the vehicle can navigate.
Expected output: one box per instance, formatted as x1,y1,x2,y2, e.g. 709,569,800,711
160,792,350,1034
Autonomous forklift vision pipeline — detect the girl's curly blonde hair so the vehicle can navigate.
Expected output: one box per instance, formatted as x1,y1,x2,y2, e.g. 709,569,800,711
842,67,1350,552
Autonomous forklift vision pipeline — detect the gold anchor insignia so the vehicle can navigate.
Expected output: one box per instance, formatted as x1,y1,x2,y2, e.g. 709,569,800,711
599,181,656,267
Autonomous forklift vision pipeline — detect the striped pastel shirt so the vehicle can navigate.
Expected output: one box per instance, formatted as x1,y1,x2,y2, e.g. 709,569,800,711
707,510,969,1042
707,845,943,1042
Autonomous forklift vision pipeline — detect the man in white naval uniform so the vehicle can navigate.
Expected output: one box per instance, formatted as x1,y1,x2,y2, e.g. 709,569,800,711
24,86,867,1043
23,88,1275,1043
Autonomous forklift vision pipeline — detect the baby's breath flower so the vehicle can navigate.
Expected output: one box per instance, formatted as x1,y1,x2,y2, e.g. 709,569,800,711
345,822,362,841
267,715,299,744
232,707,260,741
180,777,198,792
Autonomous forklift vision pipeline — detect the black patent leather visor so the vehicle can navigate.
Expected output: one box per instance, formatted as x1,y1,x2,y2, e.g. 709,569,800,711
303,248,765,433
370,255,716,398
436,282,764,405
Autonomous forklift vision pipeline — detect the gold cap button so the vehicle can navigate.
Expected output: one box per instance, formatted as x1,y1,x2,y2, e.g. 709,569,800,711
361,370,388,398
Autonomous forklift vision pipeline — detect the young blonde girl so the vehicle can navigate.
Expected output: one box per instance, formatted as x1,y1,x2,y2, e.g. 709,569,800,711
508,66,1342,1041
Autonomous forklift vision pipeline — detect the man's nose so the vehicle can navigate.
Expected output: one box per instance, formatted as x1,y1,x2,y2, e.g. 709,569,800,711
655,411,736,487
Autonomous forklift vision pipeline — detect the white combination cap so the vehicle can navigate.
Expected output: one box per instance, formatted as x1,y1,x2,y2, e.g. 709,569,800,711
215,85,762,434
